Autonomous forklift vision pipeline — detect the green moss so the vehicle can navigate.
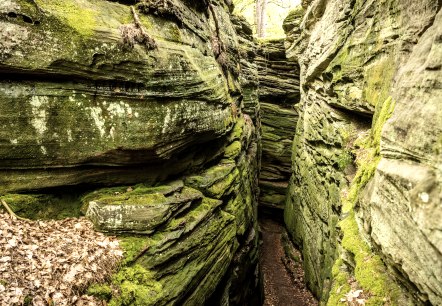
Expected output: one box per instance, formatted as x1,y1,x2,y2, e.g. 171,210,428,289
229,117,245,142
81,183,183,212
92,193,166,206
87,283,113,301
341,213,400,305
23,295,33,305
185,162,236,190
224,140,242,159
84,237,162,305
337,151,353,171
343,96,395,212
327,258,352,306
81,186,131,211
0,193,82,220
35,0,97,36
363,55,396,108
207,168,239,199
286,5,305,19
119,236,149,264
371,96,395,150
109,265,163,306
328,213,401,305
328,96,399,304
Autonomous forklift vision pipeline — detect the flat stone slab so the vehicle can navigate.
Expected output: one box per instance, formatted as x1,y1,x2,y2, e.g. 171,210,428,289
85,181,203,234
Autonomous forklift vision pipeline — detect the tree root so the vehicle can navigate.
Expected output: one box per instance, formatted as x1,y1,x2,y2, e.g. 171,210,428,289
1,199,31,221
120,6,157,50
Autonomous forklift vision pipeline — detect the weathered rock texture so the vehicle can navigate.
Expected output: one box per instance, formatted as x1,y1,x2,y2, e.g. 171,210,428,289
257,39,299,211
0,0,261,304
284,1,442,305
0,0,241,192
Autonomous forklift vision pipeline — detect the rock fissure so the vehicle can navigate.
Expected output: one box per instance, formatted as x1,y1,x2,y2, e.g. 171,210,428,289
0,0,441,305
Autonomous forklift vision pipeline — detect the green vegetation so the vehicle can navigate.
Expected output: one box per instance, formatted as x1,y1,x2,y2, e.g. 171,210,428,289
87,283,113,301
328,96,399,305
119,236,149,264
0,193,82,220
337,151,353,171
35,0,97,36
109,265,163,306
224,140,242,159
233,0,301,38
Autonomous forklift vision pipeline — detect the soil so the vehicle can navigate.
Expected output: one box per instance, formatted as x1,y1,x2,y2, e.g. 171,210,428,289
260,217,318,306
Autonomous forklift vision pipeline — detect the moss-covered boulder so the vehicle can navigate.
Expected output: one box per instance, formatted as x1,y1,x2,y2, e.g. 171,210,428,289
84,182,206,234
83,114,261,305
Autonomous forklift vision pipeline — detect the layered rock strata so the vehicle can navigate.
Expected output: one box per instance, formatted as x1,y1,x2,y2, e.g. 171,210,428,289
284,1,442,305
0,0,261,304
0,0,240,192
257,39,299,211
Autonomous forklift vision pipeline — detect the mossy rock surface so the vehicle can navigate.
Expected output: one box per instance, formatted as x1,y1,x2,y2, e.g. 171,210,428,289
84,182,203,234
283,0,440,304
0,0,237,193
0,193,82,220
82,112,261,305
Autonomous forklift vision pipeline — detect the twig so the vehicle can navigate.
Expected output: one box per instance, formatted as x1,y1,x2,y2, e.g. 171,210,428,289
132,244,151,263
1,199,31,221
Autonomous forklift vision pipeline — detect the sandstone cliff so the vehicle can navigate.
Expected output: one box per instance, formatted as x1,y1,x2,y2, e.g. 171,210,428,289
1,0,441,304
257,39,299,211
0,0,261,304
284,1,441,305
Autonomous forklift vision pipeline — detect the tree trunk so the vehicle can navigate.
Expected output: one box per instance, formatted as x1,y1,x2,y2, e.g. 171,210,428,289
255,0,267,37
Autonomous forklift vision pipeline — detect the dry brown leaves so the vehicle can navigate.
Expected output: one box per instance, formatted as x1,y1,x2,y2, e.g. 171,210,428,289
0,214,123,305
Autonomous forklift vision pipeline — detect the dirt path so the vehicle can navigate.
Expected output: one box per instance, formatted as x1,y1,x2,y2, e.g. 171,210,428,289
260,218,318,306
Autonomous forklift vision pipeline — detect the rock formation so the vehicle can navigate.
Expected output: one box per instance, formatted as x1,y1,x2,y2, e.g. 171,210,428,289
284,1,442,305
256,38,299,211
1,0,441,305
0,0,261,304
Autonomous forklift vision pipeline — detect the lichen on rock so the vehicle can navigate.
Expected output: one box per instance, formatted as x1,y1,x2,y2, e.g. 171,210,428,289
283,0,442,305
0,0,261,305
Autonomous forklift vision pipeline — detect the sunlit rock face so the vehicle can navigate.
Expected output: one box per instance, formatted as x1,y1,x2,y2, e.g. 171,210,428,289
284,0,441,305
0,0,262,304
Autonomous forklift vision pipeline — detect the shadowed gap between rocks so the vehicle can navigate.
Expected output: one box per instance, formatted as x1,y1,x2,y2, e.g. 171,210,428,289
259,209,318,306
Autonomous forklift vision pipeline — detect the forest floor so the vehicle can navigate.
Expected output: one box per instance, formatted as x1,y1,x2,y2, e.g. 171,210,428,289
0,213,121,305
260,217,318,306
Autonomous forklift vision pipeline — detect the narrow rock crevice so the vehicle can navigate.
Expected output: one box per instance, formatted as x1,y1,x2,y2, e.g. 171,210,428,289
260,217,317,306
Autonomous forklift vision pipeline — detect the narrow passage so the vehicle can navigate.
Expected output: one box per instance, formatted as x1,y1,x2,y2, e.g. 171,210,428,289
260,218,318,306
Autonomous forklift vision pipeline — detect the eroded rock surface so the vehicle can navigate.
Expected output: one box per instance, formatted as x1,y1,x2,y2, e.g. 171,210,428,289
257,39,299,211
0,0,239,193
284,0,442,305
0,0,261,305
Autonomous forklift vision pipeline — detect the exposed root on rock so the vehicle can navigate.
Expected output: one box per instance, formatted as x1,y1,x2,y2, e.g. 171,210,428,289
208,2,240,78
137,0,182,22
120,6,157,50
0,199,30,222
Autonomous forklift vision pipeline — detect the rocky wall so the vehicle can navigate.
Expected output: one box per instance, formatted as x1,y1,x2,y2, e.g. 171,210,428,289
0,0,241,192
284,1,441,305
0,0,261,304
257,39,299,211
